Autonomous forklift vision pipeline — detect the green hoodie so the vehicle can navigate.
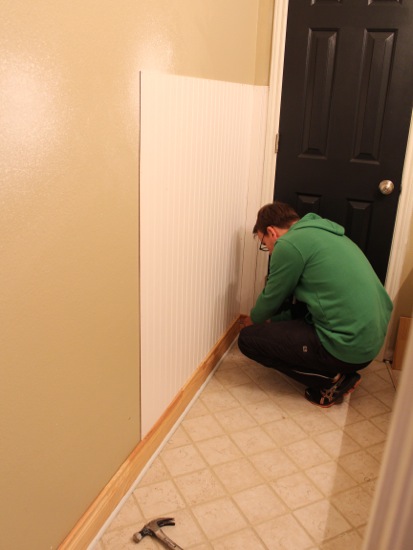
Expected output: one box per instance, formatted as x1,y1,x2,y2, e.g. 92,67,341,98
250,213,393,363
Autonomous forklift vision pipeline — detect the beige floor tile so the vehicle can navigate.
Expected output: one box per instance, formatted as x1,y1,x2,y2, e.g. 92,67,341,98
349,384,369,399
243,365,295,394
200,389,242,413
214,406,257,433
331,486,373,528
244,398,285,424
217,357,243,371
290,409,337,436
161,444,207,476
338,449,381,484
389,367,402,388
174,468,226,506
314,429,361,459
366,441,386,461
275,393,313,415
284,438,330,469
107,511,201,549
192,497,247,540
305,462,357,497
213,457,264,493
224,346,250,365
349,394,391,418
271,472,323,510
361,371,393,392
202,377,225,393
255,513,314,550
376,363,394,379
137,456,170,487
133,479,186,518
370,411,392,433
196,435,243,466
98,344,396,549
214,368,253,388
263,416,308,446
185,399,210,419
229,382,269,405
162,508,208,548
293,499,351,544
230,425,276,455
100,525,149,549
164,425,192,449
364,360,386,372
212,528,267,549
373,387,397,408
320,402,364,428
233,484,287,523
361,478,377,497
249,448,298,481
104,495,143,531
319,529,363,550
183,414,225,442
344,419,387,448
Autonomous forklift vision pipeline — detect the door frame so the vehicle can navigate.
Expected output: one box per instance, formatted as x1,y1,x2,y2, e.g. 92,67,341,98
261,0,413,316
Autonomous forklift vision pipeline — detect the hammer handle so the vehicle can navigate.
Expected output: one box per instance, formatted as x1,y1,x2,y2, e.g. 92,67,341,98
156,527,184,550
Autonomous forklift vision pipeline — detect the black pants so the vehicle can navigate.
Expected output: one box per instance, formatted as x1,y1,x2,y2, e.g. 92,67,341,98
238,319,370,389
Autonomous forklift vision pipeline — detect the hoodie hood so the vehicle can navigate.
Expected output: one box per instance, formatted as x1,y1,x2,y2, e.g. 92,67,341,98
290,213,345,236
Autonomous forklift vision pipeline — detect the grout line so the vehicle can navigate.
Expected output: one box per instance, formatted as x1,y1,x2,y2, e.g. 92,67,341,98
384,360,398,390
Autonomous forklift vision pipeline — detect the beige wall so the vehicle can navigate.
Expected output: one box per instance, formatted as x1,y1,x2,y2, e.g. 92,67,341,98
388,214,413,347
0,1,274,548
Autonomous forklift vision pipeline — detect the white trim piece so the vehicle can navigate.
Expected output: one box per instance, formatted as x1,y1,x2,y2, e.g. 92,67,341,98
255,0,289,301
140,72,266,434
261,0,288,203
384,109,413,299
362,328,413,550
383,110,413,358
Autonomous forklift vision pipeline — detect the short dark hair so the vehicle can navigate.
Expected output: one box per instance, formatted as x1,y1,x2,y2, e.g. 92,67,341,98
253,202,300,234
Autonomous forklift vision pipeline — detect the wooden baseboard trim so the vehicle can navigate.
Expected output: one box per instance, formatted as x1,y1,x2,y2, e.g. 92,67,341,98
59,316,242,549
392,316,412,370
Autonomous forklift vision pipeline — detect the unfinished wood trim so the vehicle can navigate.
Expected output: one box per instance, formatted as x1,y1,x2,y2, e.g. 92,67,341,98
58,316,242,550
392,317,412,370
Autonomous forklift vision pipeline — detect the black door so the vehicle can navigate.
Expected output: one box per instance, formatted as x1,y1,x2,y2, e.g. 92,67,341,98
274,0,413,282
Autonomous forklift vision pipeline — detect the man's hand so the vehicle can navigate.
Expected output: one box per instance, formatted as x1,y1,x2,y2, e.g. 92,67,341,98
240,315,253,328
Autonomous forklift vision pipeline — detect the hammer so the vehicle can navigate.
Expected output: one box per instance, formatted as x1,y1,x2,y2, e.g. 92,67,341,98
132,517,184,549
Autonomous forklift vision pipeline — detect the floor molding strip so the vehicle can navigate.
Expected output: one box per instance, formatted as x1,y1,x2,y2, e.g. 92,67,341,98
58,316,242,549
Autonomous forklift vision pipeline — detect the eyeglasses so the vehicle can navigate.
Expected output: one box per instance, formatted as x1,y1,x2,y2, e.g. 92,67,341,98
259,239,269,252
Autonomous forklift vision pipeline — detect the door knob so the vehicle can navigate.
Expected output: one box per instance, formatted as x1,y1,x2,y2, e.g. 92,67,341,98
379,180,394,195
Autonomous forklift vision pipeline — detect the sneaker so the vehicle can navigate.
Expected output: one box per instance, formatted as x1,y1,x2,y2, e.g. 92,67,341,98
305,373,361,408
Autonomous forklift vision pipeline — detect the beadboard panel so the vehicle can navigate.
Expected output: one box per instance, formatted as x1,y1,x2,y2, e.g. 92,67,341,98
140,72,267,435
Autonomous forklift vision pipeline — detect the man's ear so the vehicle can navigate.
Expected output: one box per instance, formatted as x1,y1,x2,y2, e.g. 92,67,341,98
266,226,279,239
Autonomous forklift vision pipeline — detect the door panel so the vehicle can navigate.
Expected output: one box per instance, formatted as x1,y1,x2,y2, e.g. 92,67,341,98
274,0,413,282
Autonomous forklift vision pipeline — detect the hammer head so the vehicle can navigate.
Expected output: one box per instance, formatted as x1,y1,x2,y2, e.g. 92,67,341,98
133,517,176,542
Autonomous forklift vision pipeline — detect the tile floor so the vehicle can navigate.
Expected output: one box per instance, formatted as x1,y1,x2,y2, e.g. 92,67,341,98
94,343,399,550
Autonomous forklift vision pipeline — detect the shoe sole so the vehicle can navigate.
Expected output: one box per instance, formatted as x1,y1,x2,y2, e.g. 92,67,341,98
305,377,362,408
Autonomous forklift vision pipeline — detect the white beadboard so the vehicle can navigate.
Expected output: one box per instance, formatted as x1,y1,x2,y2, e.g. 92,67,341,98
140,71,268,435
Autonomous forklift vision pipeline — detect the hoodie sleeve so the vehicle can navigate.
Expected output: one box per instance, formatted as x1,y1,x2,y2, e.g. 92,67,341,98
250,240,305,324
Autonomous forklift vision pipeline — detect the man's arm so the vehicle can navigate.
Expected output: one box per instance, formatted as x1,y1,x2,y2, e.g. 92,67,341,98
250,240,304,324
